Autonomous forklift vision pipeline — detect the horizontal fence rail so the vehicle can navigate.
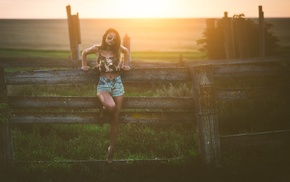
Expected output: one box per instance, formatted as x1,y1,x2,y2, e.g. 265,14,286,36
221,130,290,149
5,68,192,85
10,111,194,124
5,62,289,101
8,96,194,110
5,59,289,85
216,87,290,100
1,56,288,69
212,64,290,78
8,96,195,124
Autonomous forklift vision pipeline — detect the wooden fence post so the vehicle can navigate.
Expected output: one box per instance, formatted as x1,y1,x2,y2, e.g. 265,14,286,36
66,5,81,63
205,19,216,60
223,12,235,59
0,67,14,174
179,54,184,67
233,15,249,59
258,5,265,58
123,34,131,65
190,65,221,167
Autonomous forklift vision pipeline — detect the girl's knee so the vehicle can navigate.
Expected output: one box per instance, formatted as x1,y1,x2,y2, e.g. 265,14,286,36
106,102,116,111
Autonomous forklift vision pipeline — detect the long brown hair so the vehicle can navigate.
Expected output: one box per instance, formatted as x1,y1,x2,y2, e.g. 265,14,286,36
99,28,121,61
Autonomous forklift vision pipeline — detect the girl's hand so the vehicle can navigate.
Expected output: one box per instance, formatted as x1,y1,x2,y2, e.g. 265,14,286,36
82,66,90,71
122,65,130,71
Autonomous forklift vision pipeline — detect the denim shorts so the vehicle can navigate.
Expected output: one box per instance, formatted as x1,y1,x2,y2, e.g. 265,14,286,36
97,76,125,97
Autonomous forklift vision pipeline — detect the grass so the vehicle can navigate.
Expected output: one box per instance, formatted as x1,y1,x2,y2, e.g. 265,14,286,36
0,48,206,62
4,82,198,181
0,48,70,59
7,83,197,160
131,51,206,62
4,82,198,182
12,123,196,162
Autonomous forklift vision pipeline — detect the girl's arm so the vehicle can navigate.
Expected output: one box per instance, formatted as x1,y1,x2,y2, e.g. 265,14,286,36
81,45,98,71
120,45,131,71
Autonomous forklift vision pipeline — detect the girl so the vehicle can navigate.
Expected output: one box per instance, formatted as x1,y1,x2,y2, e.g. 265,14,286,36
81,28,130,163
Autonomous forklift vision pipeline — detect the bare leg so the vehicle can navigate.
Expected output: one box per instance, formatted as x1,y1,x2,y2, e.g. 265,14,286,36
97,91,115,125
107,95,124,163
97,91,124,163
97,91,116,111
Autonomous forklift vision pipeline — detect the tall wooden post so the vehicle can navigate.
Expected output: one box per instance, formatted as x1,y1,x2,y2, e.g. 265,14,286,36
258,5,265,58
233,15,249,59
123,34,131,65
179,54,184,67
191,65,221,167
223,12,235,59
0,67,13,174
206,19,216,60
66,5,81,62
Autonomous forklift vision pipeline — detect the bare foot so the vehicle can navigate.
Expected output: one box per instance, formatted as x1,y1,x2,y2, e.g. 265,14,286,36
107,146,114,163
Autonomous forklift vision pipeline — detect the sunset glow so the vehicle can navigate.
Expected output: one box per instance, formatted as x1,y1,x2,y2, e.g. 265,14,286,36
0,0,289,19
115,0,173,18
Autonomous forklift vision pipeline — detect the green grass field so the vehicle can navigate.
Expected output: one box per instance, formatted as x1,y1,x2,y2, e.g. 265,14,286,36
5,83,198,182
0,48,206,62
0,48,70,59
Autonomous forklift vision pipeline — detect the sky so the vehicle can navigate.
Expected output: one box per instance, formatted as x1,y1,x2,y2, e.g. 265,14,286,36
0,0,289,19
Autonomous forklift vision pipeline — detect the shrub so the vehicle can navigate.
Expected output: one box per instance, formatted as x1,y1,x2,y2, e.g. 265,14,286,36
154,83,193,97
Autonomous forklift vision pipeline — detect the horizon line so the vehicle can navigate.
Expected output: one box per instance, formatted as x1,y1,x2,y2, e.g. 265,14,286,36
1,16,290,20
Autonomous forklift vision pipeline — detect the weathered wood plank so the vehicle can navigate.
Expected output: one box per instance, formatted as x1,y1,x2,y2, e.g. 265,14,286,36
10,111,194,124
213,64,290,78
5,69,98,85
185,57,289,67
0,67,14,173
8,96,195,110
8,96,99,109
220,130,290,149
121,68,191,82
5,64,289,85
1,56,288,68
5,68,191,85
220,130,290,163
190,65,221,166
216,87,290,100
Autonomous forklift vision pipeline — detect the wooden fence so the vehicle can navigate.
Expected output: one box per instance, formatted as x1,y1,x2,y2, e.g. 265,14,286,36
66,5,81,61
208,6,266,60
1,57,290,173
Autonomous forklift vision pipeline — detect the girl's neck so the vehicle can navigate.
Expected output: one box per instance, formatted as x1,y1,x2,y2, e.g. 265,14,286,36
100,48,114,57
105,45,113,51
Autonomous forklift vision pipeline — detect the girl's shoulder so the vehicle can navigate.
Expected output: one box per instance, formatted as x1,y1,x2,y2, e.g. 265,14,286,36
85,44,101,54
92,44,101,50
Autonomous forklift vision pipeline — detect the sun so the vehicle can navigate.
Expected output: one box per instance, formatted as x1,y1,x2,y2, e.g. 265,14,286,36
115,0,174,18
81,0,183,18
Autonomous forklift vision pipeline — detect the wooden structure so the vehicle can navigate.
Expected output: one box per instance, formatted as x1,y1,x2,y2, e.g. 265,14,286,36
66,5,81,61
219,6,266,59
258,5,265,58
0,67,14,174
1,57,290,173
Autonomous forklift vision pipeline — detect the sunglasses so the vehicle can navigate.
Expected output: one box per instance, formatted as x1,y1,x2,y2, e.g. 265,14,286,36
107,36,116,41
